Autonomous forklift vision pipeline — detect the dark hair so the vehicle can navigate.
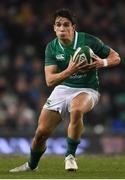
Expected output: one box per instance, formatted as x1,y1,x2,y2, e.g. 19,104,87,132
53,8,76,25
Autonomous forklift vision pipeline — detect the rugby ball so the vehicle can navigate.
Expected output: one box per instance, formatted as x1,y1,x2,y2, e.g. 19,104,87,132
73,46,95,64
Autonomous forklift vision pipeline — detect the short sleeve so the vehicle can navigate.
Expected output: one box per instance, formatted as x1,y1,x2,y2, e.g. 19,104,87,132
45,43,57,66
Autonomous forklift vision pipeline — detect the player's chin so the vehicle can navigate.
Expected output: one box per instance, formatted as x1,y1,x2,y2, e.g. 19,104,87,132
58,34,67,39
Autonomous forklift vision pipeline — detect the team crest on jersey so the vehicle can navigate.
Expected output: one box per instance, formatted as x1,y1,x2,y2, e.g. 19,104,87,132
56,54,65,61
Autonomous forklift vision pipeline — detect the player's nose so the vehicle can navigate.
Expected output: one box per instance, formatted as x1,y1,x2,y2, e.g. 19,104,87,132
60,25,65,31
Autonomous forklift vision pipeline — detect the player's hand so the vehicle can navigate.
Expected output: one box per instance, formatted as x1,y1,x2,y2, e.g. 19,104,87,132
77,63,96,73
78,54,105,72
79,54,106,72
66,55,87,74
89,54,105,69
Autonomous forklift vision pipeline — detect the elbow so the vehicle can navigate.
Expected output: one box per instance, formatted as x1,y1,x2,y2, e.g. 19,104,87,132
45,75,59,87
46,81,53,87
115,56,121,65
112,52,121,65
115,52,121,65
46,79,56,87
108,50,121,67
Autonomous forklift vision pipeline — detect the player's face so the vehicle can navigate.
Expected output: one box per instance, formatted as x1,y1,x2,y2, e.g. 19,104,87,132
54,17,75,43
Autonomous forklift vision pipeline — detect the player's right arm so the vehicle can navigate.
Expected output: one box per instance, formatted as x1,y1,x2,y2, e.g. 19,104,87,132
45,43,93,87
45,57,86,87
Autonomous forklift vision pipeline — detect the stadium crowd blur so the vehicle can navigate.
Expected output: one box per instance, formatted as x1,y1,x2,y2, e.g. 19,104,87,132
0,0,125,136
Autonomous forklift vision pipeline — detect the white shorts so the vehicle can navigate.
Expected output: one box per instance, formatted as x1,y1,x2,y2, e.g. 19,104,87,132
43,85,100,120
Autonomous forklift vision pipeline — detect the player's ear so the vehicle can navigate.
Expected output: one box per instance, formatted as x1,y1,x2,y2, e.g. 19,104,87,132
72,24,76,31
53,25,56,32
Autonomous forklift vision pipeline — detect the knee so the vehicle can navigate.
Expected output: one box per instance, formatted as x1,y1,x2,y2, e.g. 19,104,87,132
70,109,84,120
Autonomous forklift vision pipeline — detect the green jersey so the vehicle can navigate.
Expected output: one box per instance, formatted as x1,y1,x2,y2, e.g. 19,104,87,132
45,32,110,90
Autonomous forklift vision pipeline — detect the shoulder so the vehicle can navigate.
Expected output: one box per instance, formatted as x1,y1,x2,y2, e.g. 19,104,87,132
78,32,97,38
82,32,110,57
46,38,58,50
77,32,86,38
84,33,104,48
45,38,59,57
77,32,100,43
85,32,100,41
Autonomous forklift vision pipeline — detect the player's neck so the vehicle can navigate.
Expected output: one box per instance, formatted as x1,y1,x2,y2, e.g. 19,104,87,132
59,39,72,46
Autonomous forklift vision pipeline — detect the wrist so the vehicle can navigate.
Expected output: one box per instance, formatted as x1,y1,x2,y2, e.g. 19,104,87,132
63,68,72,78
102,59,108,67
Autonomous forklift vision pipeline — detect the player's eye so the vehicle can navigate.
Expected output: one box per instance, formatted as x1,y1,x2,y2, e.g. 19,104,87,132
55,22,71,28
63,23,70,27
55,23,61,27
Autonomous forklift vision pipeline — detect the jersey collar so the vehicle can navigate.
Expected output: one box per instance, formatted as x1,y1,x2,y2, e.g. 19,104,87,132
58,31,78,51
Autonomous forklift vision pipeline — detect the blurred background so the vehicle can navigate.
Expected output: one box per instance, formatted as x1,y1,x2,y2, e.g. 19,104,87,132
0,0,125,155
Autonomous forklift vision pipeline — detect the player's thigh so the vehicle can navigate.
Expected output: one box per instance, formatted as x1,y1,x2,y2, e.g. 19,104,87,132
38,108,62,132
70,92,93,113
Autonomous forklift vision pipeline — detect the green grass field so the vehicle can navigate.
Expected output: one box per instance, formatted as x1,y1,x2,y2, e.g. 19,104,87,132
0,155,125,179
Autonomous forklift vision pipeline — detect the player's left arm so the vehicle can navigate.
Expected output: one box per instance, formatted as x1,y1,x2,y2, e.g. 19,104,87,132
89,48,121,69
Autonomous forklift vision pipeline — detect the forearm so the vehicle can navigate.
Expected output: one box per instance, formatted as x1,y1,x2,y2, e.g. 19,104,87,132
103,50,121,68
46,69,71,87
92,49,121,69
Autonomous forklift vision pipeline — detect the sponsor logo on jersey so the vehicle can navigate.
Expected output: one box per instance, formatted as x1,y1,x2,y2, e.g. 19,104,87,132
56,54,65,61
70,73,87,79
45,99,52,106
